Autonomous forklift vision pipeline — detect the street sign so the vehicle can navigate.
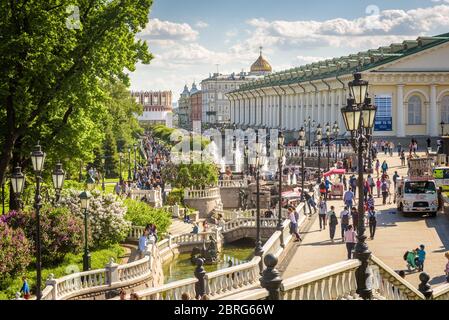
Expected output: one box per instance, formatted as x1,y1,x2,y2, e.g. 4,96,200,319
374,117,392,131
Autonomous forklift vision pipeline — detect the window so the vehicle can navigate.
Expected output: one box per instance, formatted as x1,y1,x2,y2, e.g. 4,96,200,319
408,95,422,125
442,96,449,123
375,95,392,117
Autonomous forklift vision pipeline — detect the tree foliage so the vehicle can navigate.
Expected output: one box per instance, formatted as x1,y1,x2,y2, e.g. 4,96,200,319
0,0,153,196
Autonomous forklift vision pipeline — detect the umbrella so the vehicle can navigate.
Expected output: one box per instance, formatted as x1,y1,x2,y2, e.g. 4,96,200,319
323,168,346,177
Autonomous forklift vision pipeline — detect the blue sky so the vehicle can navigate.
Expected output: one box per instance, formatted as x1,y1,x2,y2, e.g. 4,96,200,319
129,0,449,99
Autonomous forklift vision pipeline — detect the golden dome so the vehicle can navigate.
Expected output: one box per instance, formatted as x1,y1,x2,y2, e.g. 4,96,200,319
250,47,272,73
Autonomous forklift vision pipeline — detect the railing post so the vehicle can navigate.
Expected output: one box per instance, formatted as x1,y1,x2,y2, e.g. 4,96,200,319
105,258,119,286
260,254,282,300
45,273,58,300
194,258,206,299
418,272,433,300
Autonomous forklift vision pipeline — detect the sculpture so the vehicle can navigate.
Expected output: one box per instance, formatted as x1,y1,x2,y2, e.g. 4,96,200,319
191,235,220,265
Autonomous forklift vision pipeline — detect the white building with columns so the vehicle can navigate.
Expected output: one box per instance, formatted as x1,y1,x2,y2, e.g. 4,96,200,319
227,33,449,138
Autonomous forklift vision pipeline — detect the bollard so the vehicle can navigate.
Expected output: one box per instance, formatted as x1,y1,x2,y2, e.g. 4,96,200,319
259,254,282,300
194,258,206,299
418,272,433,299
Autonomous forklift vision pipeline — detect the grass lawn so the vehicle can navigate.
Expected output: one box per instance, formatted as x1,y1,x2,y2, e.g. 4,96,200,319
0,244,125,300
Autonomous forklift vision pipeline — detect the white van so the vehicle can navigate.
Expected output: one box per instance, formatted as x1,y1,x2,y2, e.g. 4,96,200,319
396,178,438,217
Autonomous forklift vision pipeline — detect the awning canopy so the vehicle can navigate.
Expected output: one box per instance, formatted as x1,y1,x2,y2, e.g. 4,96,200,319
323,168,346,177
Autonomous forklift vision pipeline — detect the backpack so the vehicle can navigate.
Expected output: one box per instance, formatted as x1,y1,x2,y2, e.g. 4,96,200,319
341,212,350,225
381,182,388,192
403,251,408,261
330,214,338,225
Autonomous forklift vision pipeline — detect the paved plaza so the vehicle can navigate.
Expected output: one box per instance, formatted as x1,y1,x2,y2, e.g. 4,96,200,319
283,152,449,288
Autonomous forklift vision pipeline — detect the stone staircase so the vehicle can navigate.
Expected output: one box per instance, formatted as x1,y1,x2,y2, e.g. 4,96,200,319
167,219,199,235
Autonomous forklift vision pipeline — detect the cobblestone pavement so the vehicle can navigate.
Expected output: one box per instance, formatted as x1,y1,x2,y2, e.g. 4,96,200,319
283,152,449,288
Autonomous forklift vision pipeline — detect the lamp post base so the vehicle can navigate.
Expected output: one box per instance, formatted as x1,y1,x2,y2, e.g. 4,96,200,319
83,251,91,272
354,244,372,300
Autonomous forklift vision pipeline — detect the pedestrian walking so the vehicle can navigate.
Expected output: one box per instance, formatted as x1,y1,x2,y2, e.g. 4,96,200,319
351,207,359,229
400,151,406,166
304,191,317,215
344,225,357,259
342,175,347,191
417,245,426,272
288,207,302,242
340,207,351,240
375,160,380,178
343,188,354,210
138,229,149,259
381,160,388,174
381,179,389,205
327,206,338,242
367,194,375,210
318,198,327,231
368,207,377,239
376,178,381,198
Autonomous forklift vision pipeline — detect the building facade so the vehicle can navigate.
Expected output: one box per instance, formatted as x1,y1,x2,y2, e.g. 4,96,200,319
177,84,192,130
227,34,449,138
190,83,202,123
131,91,173,128
201,50,272,126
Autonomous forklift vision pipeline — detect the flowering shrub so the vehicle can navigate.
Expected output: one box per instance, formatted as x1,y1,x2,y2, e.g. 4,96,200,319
59,190,131,248
124,199,171,234
2,209,84,266
0,221,32,281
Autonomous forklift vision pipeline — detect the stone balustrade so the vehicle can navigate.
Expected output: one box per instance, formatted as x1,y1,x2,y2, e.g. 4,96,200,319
205,257,262,299
281,260,361,300
285,146,353,159
115,278,199,300
222,217,278,232
433,284,449,300
129,189,163,207
184,187,221,200
369,254,426,300
127,226,146,241
218,180,248,188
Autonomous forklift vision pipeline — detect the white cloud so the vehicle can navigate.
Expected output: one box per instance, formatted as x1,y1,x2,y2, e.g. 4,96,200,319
138,18,199,42
196,21,209,28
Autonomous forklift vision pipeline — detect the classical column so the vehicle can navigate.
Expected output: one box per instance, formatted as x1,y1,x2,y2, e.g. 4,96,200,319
316,91,321,124
338,89,345,134
322,91,327,124
430,84,438,137
300,93,304,124
330,90,336,124
396,85,405,137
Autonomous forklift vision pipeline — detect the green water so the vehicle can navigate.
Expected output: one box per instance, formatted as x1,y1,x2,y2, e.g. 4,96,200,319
163,239,255,283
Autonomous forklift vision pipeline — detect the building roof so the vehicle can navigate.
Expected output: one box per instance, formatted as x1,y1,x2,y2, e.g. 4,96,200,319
230,33,449,94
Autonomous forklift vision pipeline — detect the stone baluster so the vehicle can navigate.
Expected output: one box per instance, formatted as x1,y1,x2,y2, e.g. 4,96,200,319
45,274,58,300
418,272,433,300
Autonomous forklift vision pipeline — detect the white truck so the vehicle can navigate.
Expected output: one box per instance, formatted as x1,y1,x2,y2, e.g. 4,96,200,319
396,158,438,217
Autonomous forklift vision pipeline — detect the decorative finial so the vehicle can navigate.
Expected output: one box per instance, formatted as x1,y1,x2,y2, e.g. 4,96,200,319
260,46,263,56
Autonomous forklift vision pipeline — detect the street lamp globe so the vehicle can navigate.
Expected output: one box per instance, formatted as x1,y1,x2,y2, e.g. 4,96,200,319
52,162,65,192
326,127,331,138
278,131,285,146
362,98,377,130
11,165,25,195
30,143,46,173
341,98,362,132
79,191,92,210
316,124,322,141
349,72,369,105
298,135,306,148
333,122,340,136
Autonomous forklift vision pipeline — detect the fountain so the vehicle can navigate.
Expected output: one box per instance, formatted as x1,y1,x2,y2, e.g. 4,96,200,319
190,235,220,265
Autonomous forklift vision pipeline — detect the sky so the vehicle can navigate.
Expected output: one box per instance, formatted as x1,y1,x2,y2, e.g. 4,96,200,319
129,0,449,100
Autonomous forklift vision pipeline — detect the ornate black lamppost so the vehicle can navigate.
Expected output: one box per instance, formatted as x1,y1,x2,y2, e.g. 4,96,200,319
80,177,94,272
304,117,316,151
52,162,65,202
252,130,265,259
325,122,331,171
127,147,132,181
333,121,340,164
119,152,123,183
101,157,106,192
133,143,138,181
277,131,285,230
341,72,377,300
316,124,322,183
298,128,306,202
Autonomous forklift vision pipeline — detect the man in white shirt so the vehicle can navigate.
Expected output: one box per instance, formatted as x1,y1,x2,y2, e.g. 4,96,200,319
138,229,149,259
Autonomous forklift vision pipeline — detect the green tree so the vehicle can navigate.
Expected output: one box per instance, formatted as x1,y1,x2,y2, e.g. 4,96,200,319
0,0,153,207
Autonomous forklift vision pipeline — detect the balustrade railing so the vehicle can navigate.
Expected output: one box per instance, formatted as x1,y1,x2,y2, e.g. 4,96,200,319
281,260,360,300
184,187,220,199
205,257,261,299
218,180,248,188
117,278,198,300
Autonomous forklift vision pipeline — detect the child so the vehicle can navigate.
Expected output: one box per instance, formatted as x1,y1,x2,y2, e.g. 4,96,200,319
417,245,426,272
20,277,30,300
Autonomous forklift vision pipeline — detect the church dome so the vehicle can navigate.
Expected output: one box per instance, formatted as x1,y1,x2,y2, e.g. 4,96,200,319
250,47,272,73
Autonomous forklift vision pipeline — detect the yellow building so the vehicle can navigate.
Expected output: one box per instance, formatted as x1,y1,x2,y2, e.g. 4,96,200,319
227,33,449,137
